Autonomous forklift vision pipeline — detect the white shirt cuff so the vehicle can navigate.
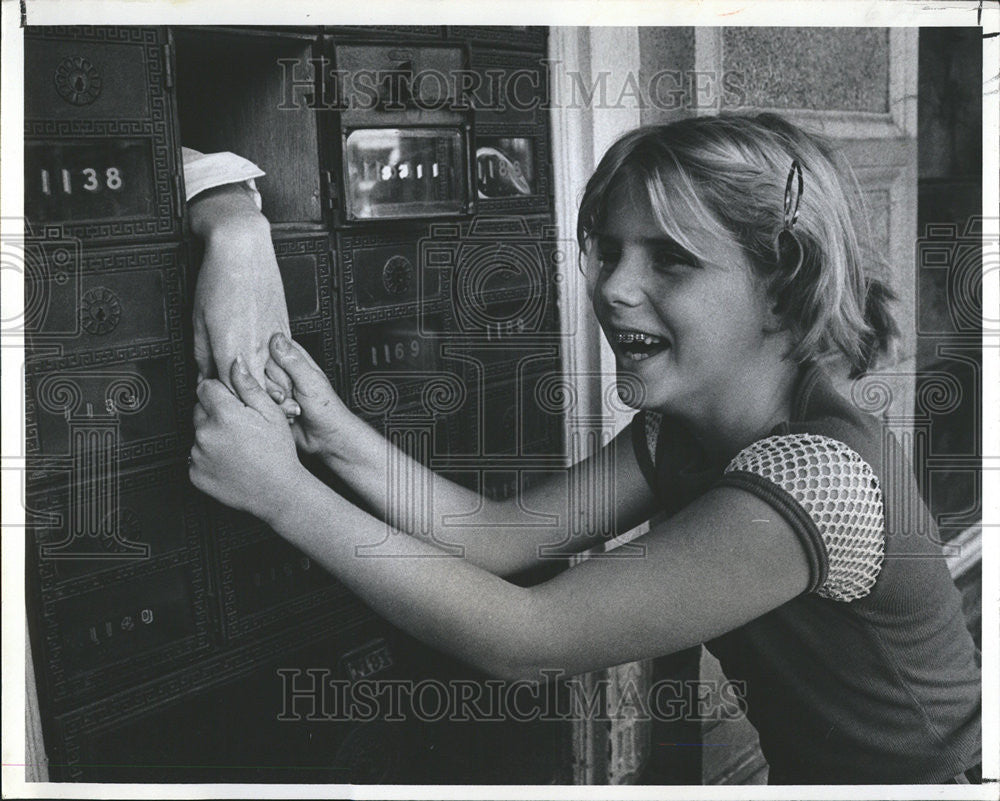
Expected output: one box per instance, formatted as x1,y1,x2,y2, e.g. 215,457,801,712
181,146,265,210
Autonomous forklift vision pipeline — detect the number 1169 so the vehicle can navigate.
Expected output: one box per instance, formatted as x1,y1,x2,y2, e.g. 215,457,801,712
370,339,421,366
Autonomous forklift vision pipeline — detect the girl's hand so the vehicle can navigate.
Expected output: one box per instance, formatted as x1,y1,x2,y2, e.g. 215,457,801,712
265,333,351,456
190,356,306,523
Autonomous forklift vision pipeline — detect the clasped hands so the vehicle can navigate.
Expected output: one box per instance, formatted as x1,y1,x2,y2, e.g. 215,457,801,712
189,332,344,523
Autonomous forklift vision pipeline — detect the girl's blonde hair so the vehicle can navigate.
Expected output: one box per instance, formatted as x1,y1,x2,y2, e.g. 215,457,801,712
577,113,898,377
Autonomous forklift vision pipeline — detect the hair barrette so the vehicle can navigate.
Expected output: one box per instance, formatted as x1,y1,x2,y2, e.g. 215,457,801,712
783,159,804,231
774,159,805,278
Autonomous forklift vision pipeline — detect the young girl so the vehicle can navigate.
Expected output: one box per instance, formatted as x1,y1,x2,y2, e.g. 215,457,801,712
188,113,981,784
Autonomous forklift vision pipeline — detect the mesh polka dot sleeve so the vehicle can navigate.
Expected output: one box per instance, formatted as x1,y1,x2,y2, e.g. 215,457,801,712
720,434,886,602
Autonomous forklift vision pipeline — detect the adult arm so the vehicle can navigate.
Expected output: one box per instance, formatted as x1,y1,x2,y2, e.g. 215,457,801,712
183,147,294,408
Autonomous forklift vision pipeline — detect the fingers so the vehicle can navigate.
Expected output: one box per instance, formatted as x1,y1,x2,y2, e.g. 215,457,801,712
195,378,237,416
218,346,265,394
214,351,236,391
264,375,287,405
230,355,283,421
264,358,300,417
268,333,327,395
265,378,302,418
271,332,321,370
264,356,293,398
196,348,298,422
277,397,301,418
241,346,283,403
193,315,213,384
216,343,286,403
290,336,324,373
193,401,208,428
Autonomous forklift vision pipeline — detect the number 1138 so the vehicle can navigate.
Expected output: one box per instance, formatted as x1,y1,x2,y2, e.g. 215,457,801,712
39,166,123,195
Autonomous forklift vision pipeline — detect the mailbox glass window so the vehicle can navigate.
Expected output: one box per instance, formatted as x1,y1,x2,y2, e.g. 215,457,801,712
476,137,535,199
344,128,467,219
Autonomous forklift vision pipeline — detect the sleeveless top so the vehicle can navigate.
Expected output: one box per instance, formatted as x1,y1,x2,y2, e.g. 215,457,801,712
629,360,981,783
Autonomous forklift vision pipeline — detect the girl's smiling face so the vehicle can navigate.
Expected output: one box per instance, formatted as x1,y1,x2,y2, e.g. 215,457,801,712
588,176,787,424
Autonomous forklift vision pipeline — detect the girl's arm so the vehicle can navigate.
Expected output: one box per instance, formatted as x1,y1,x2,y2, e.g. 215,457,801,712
190,367,810,681
267,465,810,681
268,335,661,577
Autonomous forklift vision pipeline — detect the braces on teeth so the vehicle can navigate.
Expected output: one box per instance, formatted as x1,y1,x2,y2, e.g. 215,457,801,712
616,331,662,345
